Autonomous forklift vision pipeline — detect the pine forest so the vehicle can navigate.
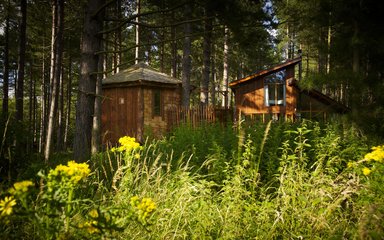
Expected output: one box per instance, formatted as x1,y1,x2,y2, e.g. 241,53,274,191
0,0,384,239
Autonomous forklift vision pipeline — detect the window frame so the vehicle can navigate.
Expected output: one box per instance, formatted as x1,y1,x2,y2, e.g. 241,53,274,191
153,89,162,117
264,70,286,107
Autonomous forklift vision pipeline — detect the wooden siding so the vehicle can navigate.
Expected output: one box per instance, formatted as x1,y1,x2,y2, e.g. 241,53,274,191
234,65,297,117
102,87,140,144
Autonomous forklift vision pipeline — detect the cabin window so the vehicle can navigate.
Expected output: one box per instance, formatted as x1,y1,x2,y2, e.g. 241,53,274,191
153,89,161,116
264,70,286,106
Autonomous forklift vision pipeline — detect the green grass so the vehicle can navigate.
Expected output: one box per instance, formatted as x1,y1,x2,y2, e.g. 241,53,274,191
1,120,384,239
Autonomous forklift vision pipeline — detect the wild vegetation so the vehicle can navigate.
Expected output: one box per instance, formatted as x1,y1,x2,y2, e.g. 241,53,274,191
1,120,383,239
1,0,384,238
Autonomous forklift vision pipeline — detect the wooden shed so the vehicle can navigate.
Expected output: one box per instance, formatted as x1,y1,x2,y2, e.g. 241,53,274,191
101,63,182,144
229,57,349,121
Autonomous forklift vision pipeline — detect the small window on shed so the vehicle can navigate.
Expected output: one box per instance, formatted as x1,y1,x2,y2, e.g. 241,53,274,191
153,89,161,116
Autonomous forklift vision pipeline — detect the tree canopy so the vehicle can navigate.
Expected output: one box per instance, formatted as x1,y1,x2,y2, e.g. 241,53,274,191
0,0,383,164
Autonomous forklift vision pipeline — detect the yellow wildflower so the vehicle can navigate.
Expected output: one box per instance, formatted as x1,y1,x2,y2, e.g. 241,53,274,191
48,161,91,185
137,198,156,214
79,220,99,234
134,153,141,159
88,209,99,219
364,145,384,163
114,136,142,153
362,167,372,176
0,196,17,216
131,196,156,224
347,162,354,168
9,180,34,195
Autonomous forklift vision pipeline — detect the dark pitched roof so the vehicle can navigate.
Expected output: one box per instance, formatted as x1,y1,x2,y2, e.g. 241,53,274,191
102,62,181,86
300,87,350,113
229,57,302,88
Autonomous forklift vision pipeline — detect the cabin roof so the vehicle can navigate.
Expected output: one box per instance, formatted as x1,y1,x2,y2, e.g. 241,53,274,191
299,87,350,113
229,57,302,88
102,62,182,86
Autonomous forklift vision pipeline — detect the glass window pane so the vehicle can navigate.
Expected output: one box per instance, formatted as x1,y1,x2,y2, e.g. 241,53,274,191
153,90,161,116
268,84,275,106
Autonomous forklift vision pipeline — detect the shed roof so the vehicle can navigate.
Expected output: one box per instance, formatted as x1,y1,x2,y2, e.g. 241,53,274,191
299,87,350,113
102,62,182,86
229,57,302,88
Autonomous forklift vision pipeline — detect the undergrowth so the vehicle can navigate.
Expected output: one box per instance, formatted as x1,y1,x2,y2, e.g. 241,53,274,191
1,120,383,239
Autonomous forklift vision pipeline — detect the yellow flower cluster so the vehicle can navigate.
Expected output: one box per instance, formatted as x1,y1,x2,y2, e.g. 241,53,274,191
362,167,372,176
130,196,156,224
48,161,91,188
8,180,34,195
355,145,384,176
78,209,100,234
364,145,384,163
0,196,17,217
111,136,142,153
78,220,99,234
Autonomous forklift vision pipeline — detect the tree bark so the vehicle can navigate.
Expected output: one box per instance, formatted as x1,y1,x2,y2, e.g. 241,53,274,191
2,4,10,118
352,20,359,73
222,26,229,109
64,58,72,150
28,62,34,152
73,0,104,162
16,0,27,122
56,65,65,151
45,0,64,162
91,44,104,154
39,48,47,153
170,11,177,78
181,2,192,107
135,0,141,64
200,5,212,106
210,43,216,106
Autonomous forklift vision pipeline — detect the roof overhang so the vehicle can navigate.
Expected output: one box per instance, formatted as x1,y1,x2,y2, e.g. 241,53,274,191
102,62,182,86
229,57,302,88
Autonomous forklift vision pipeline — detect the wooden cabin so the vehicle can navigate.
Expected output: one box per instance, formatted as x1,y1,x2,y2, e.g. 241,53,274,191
101,63,182,144
229,57,349,122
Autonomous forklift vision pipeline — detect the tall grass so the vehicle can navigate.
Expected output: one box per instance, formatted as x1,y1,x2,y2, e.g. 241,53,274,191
1,120,383,239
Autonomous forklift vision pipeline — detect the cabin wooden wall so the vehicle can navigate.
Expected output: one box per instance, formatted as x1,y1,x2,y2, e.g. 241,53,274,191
234,79,265,114
101,86,140,144
285,66,298,119
233,65,298,119
143,87,181,137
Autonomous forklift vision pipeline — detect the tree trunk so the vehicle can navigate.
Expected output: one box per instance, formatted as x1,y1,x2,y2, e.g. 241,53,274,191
28,62,34,152
2,5,10,118
170,12,177,78
16,0,27,122
135,0,141,64
211,43,216,106
91,44,104,154
181,2,192,107
73,0,104,162
352,20,359,73
39,50,47,153
222,26,229,109
64,58,72,150
116,0,121,72
49,0,58,102
56,65,65,151
201,6,212,105
45,0,64,162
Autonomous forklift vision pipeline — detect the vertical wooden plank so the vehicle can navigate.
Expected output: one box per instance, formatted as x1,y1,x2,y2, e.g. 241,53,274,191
137,86,144,142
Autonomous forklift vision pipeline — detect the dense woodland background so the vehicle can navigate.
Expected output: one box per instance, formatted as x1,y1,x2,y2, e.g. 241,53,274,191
0,0,384,176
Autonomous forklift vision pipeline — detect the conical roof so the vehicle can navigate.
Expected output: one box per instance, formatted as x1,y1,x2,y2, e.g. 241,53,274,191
102,62,181,85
